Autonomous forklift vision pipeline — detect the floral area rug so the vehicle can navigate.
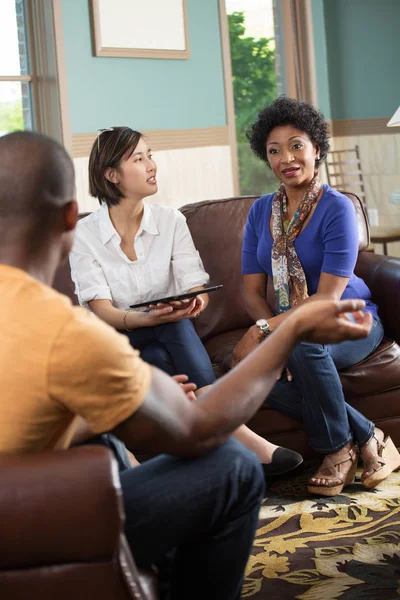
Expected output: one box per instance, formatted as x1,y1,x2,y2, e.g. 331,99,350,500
242,461,400,600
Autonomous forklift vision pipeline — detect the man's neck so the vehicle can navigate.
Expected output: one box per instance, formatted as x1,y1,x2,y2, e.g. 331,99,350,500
0,245,60,287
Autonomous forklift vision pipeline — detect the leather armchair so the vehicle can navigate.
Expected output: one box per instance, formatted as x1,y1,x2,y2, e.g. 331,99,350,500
180,193,400,457
0,446,158,600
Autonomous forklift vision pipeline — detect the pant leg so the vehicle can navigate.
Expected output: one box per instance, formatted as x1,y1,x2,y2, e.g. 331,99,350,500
121,321,216,387
326,317,384,447
155,320,216,388
121,327,158,352
82,433,133,471
140,342,176,376
266,318,383,453
119,438,264,600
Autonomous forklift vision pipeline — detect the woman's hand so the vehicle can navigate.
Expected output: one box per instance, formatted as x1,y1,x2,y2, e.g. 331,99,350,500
149,294,206,319
148,298,192,311
231,325,264,368
145,298,197,326
190,294,205,318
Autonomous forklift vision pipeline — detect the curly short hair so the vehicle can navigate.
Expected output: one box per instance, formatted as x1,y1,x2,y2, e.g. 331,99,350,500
246,96,330,169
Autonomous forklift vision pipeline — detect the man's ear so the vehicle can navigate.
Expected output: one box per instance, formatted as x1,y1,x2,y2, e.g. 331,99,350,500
104,167,119,184
63,200,79,232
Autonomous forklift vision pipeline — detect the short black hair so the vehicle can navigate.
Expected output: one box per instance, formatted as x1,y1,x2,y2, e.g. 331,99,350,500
0,131,75,251
89,126,142,207
247,96,330,169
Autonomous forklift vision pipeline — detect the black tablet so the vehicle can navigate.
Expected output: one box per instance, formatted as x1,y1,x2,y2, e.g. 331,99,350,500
129,285,224,309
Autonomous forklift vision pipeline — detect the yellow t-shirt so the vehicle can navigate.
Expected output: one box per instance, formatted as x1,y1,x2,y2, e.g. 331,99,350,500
0,265,152,453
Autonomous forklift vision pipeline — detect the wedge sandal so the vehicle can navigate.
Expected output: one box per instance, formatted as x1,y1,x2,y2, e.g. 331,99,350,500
307,442,359,497
360,428,400,489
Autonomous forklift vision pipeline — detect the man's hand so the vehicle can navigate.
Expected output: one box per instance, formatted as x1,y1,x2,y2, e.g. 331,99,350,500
293,299,372,344
172,374,197,401
231,325,264,367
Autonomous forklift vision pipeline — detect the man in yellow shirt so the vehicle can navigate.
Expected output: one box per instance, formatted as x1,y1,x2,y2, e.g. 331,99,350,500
0,131,372,600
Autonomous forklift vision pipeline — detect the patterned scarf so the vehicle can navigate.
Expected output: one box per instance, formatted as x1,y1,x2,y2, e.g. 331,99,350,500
271,176,322,314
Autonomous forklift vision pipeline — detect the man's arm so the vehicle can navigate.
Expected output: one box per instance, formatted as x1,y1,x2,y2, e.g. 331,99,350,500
114,298,372,457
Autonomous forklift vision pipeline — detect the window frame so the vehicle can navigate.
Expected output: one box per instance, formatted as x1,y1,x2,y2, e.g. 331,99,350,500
0,0,35,133
0,0,71,150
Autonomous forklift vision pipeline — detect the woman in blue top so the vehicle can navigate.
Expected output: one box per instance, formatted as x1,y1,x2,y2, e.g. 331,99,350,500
238,96,400,496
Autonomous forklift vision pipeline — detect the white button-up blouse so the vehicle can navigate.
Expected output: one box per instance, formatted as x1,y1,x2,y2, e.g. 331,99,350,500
69,202,209,310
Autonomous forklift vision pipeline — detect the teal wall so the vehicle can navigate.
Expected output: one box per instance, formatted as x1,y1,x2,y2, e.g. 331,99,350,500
317,0,400,120
61,0,227,134
311,0,331,120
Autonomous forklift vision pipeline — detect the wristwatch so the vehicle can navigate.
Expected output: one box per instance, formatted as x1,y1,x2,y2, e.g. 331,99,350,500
256,318,271,338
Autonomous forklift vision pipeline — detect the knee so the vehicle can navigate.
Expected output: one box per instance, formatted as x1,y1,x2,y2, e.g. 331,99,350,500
164,318,195,340
141,344,174,373
289,340,325,362
212,439,265,495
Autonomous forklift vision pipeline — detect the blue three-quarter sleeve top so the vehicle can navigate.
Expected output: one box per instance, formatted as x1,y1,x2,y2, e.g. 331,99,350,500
242,185,379,319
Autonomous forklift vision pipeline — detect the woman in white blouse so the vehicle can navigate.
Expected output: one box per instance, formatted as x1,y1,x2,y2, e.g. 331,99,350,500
70,126,302,477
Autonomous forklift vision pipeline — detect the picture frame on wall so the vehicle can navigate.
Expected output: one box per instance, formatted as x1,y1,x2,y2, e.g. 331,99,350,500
90,0,190,59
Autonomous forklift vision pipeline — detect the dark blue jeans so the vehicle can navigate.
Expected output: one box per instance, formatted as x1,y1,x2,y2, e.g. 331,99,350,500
119,439,265,600
122,319,216,389
266,318,384,453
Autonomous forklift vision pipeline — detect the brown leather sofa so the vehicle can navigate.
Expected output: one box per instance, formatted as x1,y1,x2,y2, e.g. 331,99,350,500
0,446,158,600
5,193,396,597
52,192,400,459
181,193,400,457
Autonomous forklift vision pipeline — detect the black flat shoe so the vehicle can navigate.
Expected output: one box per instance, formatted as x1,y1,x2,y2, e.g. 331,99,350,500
262,447,303,477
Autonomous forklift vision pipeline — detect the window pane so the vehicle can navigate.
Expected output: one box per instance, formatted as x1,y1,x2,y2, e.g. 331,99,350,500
0,81,33,135
226,0,279,195
0,0,30,76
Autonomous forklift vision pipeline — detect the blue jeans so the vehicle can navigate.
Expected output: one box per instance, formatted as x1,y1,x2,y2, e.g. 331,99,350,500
119,439,265,600
266,318,384,453
122,319,216,389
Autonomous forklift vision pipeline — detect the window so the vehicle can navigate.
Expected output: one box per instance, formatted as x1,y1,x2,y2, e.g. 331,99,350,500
225,0,279,195
0,0,34,135
0,0,70,148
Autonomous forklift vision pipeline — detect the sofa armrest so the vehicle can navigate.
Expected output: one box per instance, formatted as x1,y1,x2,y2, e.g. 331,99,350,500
0,446,124,570
355,251,400,344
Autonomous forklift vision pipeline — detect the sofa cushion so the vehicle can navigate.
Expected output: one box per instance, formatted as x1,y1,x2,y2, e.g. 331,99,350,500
181,196,258,342
204,328,248,376
339,337,400,396
205,331,400,399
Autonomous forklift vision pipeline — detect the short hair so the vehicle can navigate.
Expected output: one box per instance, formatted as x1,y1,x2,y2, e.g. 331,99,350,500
247,96,330,169
89,126,142,207
0,131,75,251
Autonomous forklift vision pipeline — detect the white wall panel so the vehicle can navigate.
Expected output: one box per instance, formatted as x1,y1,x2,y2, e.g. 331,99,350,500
74,145,235,213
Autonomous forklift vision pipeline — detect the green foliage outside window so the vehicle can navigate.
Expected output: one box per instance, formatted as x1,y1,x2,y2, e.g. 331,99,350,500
0,100,23,135
228,11,279,195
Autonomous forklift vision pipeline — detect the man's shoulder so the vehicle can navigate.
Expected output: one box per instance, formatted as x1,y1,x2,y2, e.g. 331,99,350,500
11,272,110,342
1,266,74,319
27,280,97,344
